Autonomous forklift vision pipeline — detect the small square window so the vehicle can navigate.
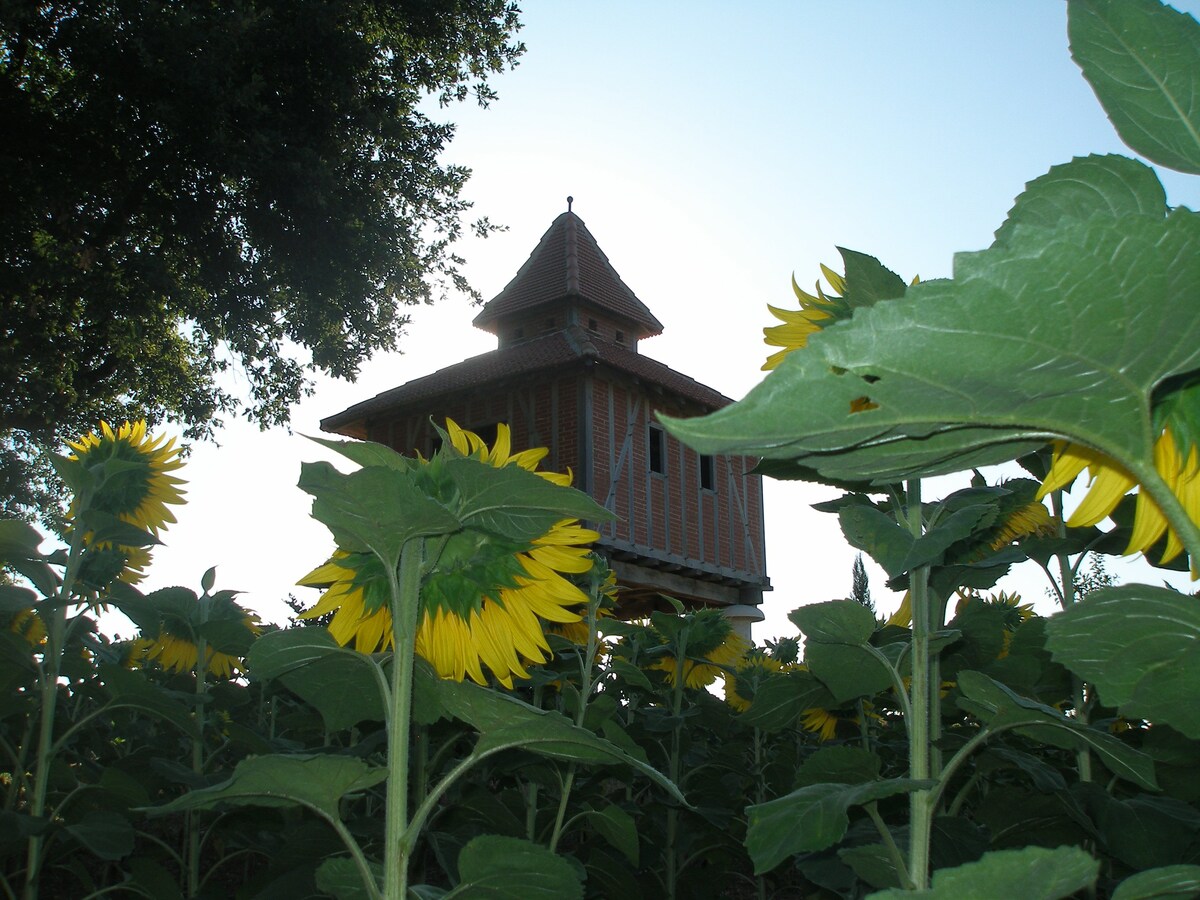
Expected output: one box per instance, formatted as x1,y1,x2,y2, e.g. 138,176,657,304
700,454,715,491
615,330,625,344
648,424,665,474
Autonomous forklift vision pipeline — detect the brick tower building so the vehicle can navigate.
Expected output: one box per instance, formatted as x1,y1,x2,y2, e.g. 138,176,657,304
322,202,770,631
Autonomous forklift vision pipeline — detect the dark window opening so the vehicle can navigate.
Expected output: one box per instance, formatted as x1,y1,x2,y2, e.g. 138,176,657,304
700,454,716,491
615,330,625,344
543,317,556,333
648,424,665,474
472,422,500,449
513,326,524,340
587,317,598,332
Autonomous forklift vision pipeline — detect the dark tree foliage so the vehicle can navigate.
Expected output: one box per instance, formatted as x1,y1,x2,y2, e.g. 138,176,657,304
850,552,874,615
0,0,523,522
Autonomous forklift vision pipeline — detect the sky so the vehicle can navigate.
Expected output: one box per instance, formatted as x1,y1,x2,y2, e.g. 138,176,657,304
126,1,1200,644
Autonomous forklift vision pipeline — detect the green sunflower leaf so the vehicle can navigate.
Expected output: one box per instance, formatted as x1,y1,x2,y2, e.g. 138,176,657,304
790,599,877,644
994,155,1167,247
446,835,583,900
741,668,835,733
955,669,1158,790
746,779,933,874
1045,584,1200,739
314,856,381,900
865,845,1099,900
64,810,134,861
442,457,613,542
246,628,385,731
840,247,909,307
1112,864,1200,900
299,460,460,567
98,663,193,734
142,754,387,820
660,210,1200,487
581,804,639,866
805,643,895,703
419,666,685,803
1069,0,1200,174
305,433,415,471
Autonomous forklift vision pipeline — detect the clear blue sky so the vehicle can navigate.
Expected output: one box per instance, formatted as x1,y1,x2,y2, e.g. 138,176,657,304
135,1,1200,642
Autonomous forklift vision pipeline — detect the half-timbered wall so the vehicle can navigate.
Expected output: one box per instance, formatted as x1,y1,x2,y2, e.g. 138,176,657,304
361,365,767,605
584,373,767,589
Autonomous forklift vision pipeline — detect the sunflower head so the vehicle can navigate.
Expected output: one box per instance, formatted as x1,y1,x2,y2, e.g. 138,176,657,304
134,581,262,679
300,420,604,689
1036,381,1200,571
725,650,783,712
648,607,750,689
65,420,186,536
8,608,46,646
763,257,918,371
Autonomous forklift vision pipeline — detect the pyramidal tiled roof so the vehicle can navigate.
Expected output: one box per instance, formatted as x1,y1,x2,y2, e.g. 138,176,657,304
320,326,731,437
472,209,665,339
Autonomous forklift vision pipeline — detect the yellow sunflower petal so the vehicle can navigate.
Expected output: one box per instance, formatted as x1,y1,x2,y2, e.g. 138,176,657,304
1067,464,1136,527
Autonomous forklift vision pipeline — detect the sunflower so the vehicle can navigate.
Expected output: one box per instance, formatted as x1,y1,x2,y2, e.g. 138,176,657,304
299,421,600,689
763,262,918,370
67,420,186,536
725,651,783,712
762,265,847,370
9,609,46,646
547,565,618,646
651,609,750,689
800,702,880,742
142,611,262,679
987,501,1055,551
1037,385,1200,567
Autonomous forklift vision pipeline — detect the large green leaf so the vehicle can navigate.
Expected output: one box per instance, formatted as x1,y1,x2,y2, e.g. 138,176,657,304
804,643,895,704
64,810,134,861
419,666,685,803
956,670,1158,790
299,460,459,566
661,210,1200,485
1112,864,1200,900
790,599,877,644
581,803,639,866
306,434,414,471
247,628,386,731
444,835,583,899
145,754,387,820
993,155,1167,246
441,456,614,541
1069,0,1200,174
741,668,835,733
314,857,381,900
746,779,932,874
1045,585,1200,739
866,845,1099,899
98,663,194,734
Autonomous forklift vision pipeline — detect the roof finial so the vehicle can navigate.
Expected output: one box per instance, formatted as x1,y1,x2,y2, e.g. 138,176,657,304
567,195,574,213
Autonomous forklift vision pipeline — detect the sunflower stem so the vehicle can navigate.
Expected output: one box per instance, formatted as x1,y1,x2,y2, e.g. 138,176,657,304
187,634,208,899
903,478,934,891
384,539,422,900
665,627,688,900
22,527,85,900
1051,490,1092,783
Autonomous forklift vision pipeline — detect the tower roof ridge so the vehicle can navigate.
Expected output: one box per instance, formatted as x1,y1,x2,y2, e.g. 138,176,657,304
472,207,664,339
